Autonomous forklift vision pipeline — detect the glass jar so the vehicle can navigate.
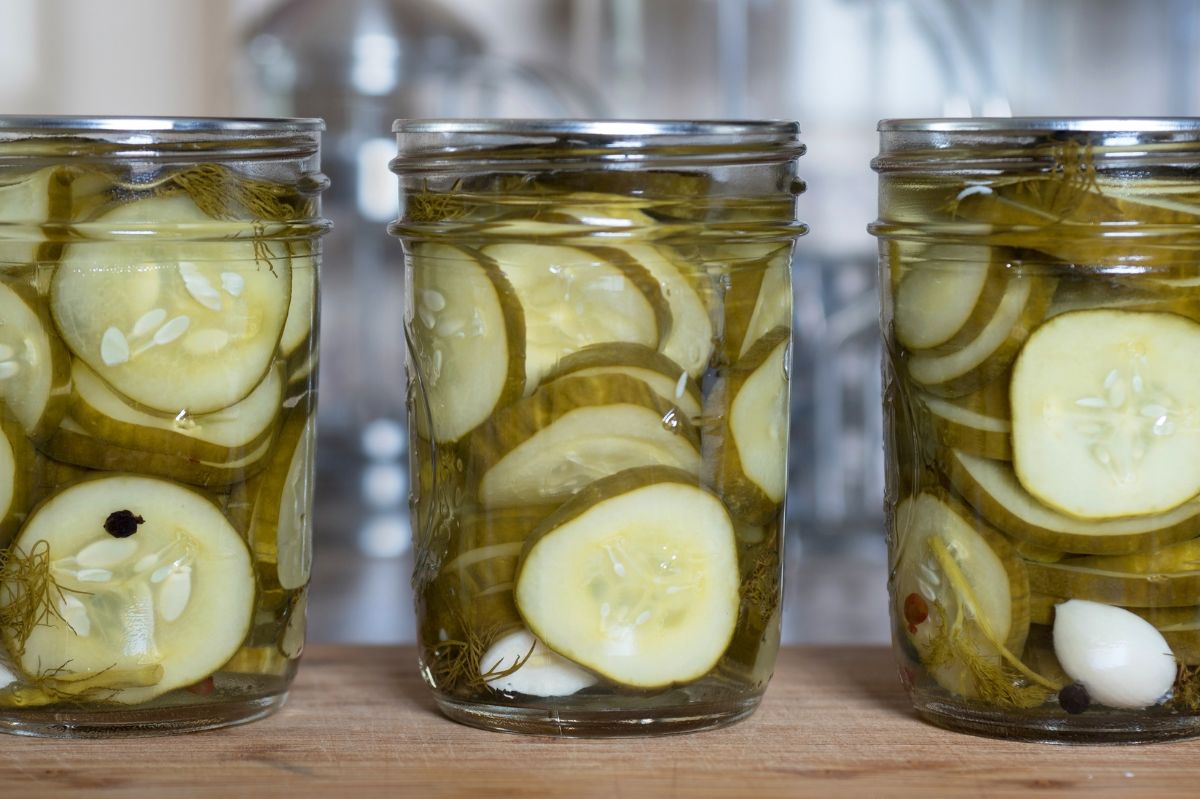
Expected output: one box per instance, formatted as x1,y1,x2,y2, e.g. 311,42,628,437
390,119,805,736
872,118,1200,743
0,117,328,737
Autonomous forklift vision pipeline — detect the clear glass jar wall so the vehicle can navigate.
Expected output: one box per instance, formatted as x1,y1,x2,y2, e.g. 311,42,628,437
391,120,806,735
0,117,328,737
872,118,1200,743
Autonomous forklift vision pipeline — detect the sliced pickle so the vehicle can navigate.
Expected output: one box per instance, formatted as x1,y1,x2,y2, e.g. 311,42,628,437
0,279,70,440
70,359,284,464
722,245,792,362
514,466,739,688
591,243,714,377
907,273,1054,398
954,173,1200,268
441,507,549,598
1026,558,1200,607
408,243,525,443
469,374,701,509
917,384,1011,461
1029,593,1200,629
1046,277,1200,324
52,193,291,414
947,450,1200,554
244,409,315,592
0,168,54,267
44,416,273,488
543,342,703,420
0,410,32,546
1071,537,1200,576
1011,309,1200,520
480,243,667,393
704,327,790,524
892,492,1033,700
0,475,255,704
279,243,317,359
893,244,1007,352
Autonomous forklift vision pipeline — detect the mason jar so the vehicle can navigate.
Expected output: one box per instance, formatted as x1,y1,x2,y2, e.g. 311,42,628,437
390,120,805,736
0,116,328,737
872,118,1200,743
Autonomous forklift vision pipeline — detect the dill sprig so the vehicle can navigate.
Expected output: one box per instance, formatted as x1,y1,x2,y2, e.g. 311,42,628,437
920,537,1060,709
425,600,532,694
0,540,83,658
947,139,1104,224
407,190,469,224
1170,663,1200,713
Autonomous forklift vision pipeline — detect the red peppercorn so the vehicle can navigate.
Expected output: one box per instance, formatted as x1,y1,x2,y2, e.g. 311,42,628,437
185,676,216,696
904,592,929,627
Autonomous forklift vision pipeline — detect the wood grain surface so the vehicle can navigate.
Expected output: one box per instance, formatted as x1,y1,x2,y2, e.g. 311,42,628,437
2,645,1198,798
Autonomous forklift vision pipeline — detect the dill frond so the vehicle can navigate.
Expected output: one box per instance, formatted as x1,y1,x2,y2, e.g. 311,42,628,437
1170,663,1200,713
0,540,84,658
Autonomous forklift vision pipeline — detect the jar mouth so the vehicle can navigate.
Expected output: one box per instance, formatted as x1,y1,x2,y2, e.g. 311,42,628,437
391,118,805,174
393,118,799,137
0,116,325,133
0,117,326,164
879,117,1200,134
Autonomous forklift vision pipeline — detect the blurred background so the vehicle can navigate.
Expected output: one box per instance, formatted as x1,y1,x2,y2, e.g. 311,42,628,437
5,0,1200,645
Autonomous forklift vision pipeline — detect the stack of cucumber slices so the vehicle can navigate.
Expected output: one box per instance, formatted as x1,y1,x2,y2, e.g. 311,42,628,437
408,188,792,699
889,173,1200,713
0,164,317,707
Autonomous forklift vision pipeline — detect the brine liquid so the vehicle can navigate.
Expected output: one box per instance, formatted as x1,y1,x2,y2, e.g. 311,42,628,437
0,161,317,731
403,185,791,733
880,156,1200,740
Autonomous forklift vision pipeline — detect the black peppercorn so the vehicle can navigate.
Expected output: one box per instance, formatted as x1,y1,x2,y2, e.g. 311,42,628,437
1059,682,1090,714
104,509,145,538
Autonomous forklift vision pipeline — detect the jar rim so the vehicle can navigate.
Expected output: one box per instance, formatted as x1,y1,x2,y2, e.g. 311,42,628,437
0,116,325,133
393,118,799,137
879,117,1200,133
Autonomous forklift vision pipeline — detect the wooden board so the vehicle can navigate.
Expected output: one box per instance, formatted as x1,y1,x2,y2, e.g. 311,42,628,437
1,645,1198,798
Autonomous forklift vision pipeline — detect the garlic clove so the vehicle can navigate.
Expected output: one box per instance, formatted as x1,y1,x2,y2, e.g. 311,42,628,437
480,627,597,697
1053,599,1177,709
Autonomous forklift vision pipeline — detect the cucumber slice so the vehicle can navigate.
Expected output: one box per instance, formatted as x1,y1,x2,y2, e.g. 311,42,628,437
245,410,315,591
1026,558,1200,607
947,449,1200,554
892,492,1031,699
43,416,274,488
704,327,790,524
1011,310,1200,520
722,245,792,362
1072,537,1200,576
70,359,284,464
441,507,548,598
954,175,1200,269
543,342,703,420
479,627,598,697
0,475,254,703
52,194,291,414
0,168,56,267
469,374,701,509
0,410,32,546
1030,592,1200,629
279,243,317,359
894,245,1007,352
514,467,739,688
0,279,70,440
480,243,666,393
907,273,1054,398
917,384,1011,460
408,243,525,443
592,244,714,377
